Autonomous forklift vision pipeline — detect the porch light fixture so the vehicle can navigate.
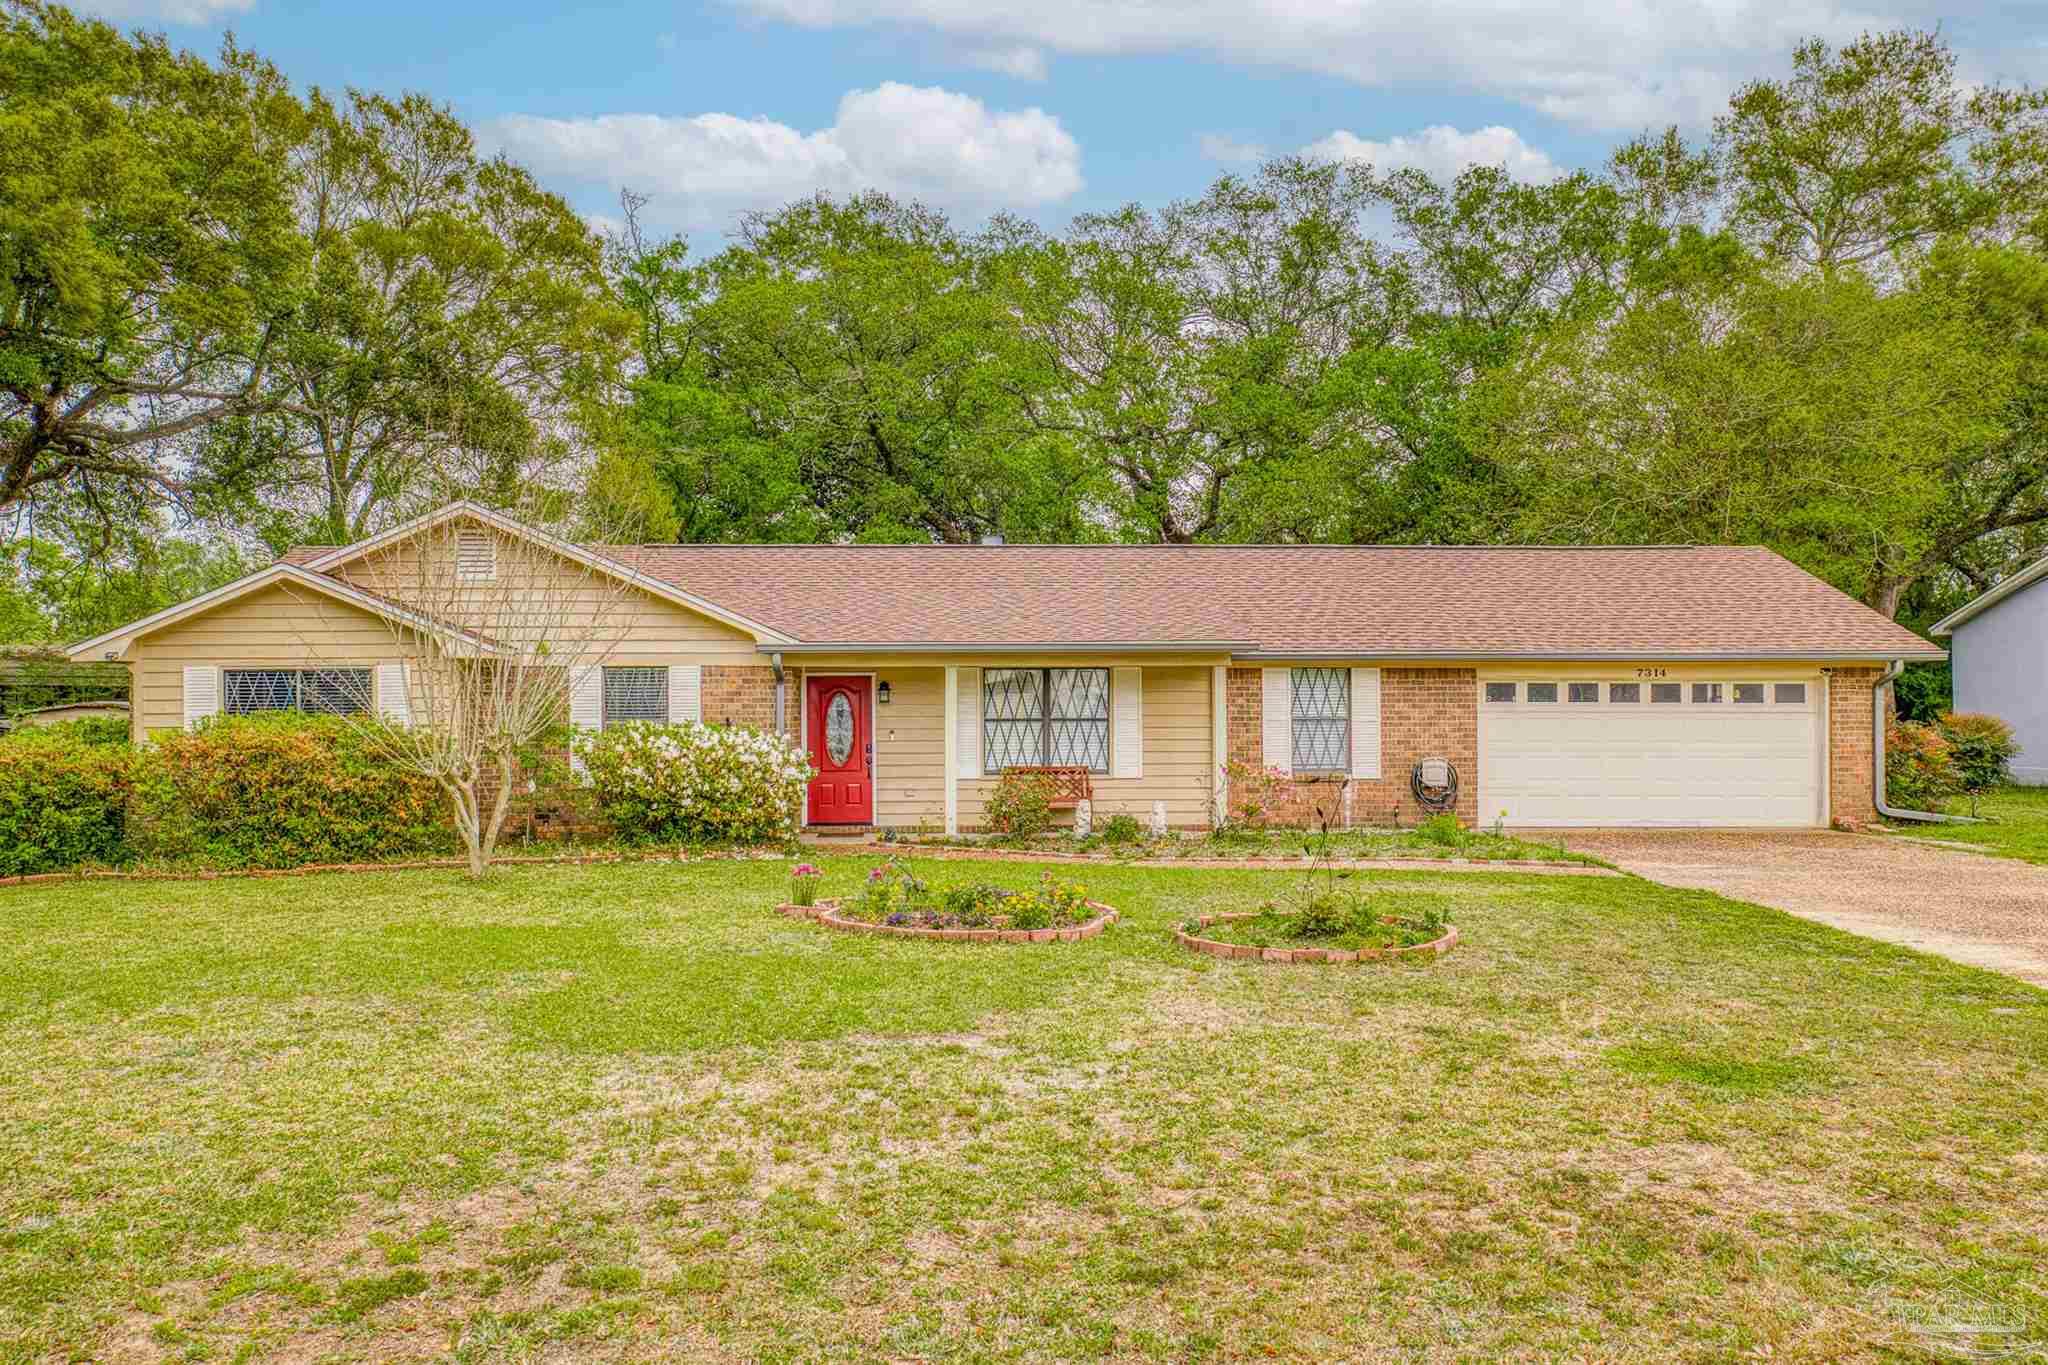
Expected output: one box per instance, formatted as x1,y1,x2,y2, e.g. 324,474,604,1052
877,680,892,705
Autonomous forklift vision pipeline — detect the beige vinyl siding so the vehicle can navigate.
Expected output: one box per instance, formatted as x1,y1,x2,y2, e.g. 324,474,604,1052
957,666,1214,831
869,668,946,829
127,583,414,741
332,529,760,661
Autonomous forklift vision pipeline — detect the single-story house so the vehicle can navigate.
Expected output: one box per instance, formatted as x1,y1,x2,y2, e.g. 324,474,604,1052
1933,554,2048,785
68,501,1943,830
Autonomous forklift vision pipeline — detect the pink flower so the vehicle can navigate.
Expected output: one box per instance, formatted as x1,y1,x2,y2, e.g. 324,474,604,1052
792,864,821,878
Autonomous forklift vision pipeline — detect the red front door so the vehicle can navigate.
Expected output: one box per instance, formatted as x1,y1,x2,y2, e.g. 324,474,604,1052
806,676,872,825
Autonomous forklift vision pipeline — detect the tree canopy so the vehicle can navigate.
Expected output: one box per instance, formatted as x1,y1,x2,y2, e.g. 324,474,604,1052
7,8,2048,653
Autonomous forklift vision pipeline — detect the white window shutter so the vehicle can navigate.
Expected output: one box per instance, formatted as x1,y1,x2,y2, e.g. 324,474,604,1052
182,665,220,730
668,664,702,723
956,667,981,778
1350,667,1381,780
1112,667,1143,778
1261,668,1292,775
376,661,412,726
567,665,602,777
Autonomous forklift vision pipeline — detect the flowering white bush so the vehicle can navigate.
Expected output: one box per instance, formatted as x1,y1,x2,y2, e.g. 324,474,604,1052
574,721,813,844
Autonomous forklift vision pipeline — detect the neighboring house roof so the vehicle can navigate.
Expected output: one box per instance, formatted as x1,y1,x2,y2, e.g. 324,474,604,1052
598,543,1943,660
1929,552,2048,637
63,563,501,661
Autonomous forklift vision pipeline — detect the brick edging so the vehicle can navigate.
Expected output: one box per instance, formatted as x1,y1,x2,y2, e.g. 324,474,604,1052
1175,910,1459,964
777,897,1119,944
849,842,1615,876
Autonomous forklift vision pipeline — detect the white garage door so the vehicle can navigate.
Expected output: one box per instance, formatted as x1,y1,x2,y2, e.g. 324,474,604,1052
1478,677,1823,828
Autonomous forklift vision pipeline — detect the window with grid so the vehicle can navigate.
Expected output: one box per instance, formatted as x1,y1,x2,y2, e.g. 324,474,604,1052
983,668,1110,773
1290,667,1349,772
602,666,668,726
224,668,371,716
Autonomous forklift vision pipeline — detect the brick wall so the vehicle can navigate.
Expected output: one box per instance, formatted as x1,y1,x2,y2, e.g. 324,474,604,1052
704,664,778,732
1225,666,1479,828
1829,666,1882,828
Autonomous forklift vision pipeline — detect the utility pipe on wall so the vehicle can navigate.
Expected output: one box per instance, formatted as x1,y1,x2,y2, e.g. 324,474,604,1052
770,651,785,736
1872,659,1974,825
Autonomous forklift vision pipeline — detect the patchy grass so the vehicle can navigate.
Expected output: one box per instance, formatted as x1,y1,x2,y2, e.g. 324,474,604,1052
2,855,2045,1361
1897,784,2048,864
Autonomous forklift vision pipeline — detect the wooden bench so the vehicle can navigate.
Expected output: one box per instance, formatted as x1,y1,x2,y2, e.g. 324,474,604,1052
1001,765,1094,809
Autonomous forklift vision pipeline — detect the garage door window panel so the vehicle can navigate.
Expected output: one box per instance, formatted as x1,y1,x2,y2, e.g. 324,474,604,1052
1526,682,1559,703
1610,683,1642,703
1485,682,1516,704
1693,682,1725,704
1775,683,1808,704
1733,683,1766,705
1568,682,1601,703
1651,683,1681,704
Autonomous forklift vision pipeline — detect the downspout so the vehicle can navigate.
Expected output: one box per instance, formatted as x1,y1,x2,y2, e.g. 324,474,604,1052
1872,659,1974,824
770,652,785,736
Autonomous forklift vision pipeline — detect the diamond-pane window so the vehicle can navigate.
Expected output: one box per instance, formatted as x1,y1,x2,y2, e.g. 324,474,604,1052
603,666,668,726
983,667,1110,773
224,668,369,716
1290,668,1349,772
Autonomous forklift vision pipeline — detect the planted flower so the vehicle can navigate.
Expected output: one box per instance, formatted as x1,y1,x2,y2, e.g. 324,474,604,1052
790,863,823,907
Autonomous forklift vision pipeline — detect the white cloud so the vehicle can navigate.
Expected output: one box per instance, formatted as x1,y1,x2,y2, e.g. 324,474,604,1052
74,0,253,20
1304,124,1564,183
486,83,1082,229
961,44,1049,81
1197,132,1269,164
726,0,1919,129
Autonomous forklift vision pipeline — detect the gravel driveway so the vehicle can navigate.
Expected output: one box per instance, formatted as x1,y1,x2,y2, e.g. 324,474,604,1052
1549,829,2048,989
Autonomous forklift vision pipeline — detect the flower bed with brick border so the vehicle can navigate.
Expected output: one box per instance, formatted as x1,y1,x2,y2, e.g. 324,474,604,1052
775,897,1119,944
1176,911,1458,964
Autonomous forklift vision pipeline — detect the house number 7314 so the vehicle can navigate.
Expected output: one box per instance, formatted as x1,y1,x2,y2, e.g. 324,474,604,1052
1634,667,1668,678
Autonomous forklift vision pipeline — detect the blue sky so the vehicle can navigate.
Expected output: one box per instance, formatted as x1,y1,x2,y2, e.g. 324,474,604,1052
85,0,2048,248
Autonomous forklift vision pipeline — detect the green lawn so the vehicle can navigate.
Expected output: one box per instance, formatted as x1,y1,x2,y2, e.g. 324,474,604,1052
3,856,2045,1361
907,823,1600,864
1890,784,2048,864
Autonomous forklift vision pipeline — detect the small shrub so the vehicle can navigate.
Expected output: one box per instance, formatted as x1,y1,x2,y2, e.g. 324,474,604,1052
842,861,1093,930
4,715,131,746
984,769,1057,839
1885,720,1959,812
1937,712,2018,816
0,726,136,875
1415,813,1465,847
1100,811,1143,845
132,713,454,869
576,721,811,845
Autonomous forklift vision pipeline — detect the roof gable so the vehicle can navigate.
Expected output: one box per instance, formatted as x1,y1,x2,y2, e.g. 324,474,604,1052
302,502,795,645
64,563,498,660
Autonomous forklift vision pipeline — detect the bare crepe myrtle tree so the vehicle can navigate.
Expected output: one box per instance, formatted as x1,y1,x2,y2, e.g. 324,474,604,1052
295,505,641,876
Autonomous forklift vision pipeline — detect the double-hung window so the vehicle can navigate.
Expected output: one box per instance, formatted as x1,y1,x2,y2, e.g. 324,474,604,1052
223,668,372,716
602,666,668,726
983,667,1110,773
1290,667,1350,772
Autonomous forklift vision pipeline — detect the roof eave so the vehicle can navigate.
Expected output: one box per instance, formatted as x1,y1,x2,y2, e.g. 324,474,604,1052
761,640,1255,655
1929,552,2048,636
1231,647,1948,662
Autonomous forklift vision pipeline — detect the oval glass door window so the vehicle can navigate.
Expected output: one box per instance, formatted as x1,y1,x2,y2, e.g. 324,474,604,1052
825,692,854,765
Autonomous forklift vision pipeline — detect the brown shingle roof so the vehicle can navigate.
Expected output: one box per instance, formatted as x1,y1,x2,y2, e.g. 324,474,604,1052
585,543,1938,658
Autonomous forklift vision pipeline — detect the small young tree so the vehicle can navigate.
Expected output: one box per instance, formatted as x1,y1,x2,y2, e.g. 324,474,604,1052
1938,712,2019,818
297,504,639,875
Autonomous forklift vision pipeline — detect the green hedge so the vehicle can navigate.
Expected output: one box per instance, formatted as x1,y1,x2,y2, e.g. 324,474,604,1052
0,726,137,875
131,713,457,869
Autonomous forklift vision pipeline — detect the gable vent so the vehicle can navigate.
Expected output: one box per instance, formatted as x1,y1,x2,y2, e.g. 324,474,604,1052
456,529,496,583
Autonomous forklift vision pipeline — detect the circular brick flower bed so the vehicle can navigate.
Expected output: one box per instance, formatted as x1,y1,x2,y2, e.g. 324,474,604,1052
775,897,1118,944
1176,911,1458,964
